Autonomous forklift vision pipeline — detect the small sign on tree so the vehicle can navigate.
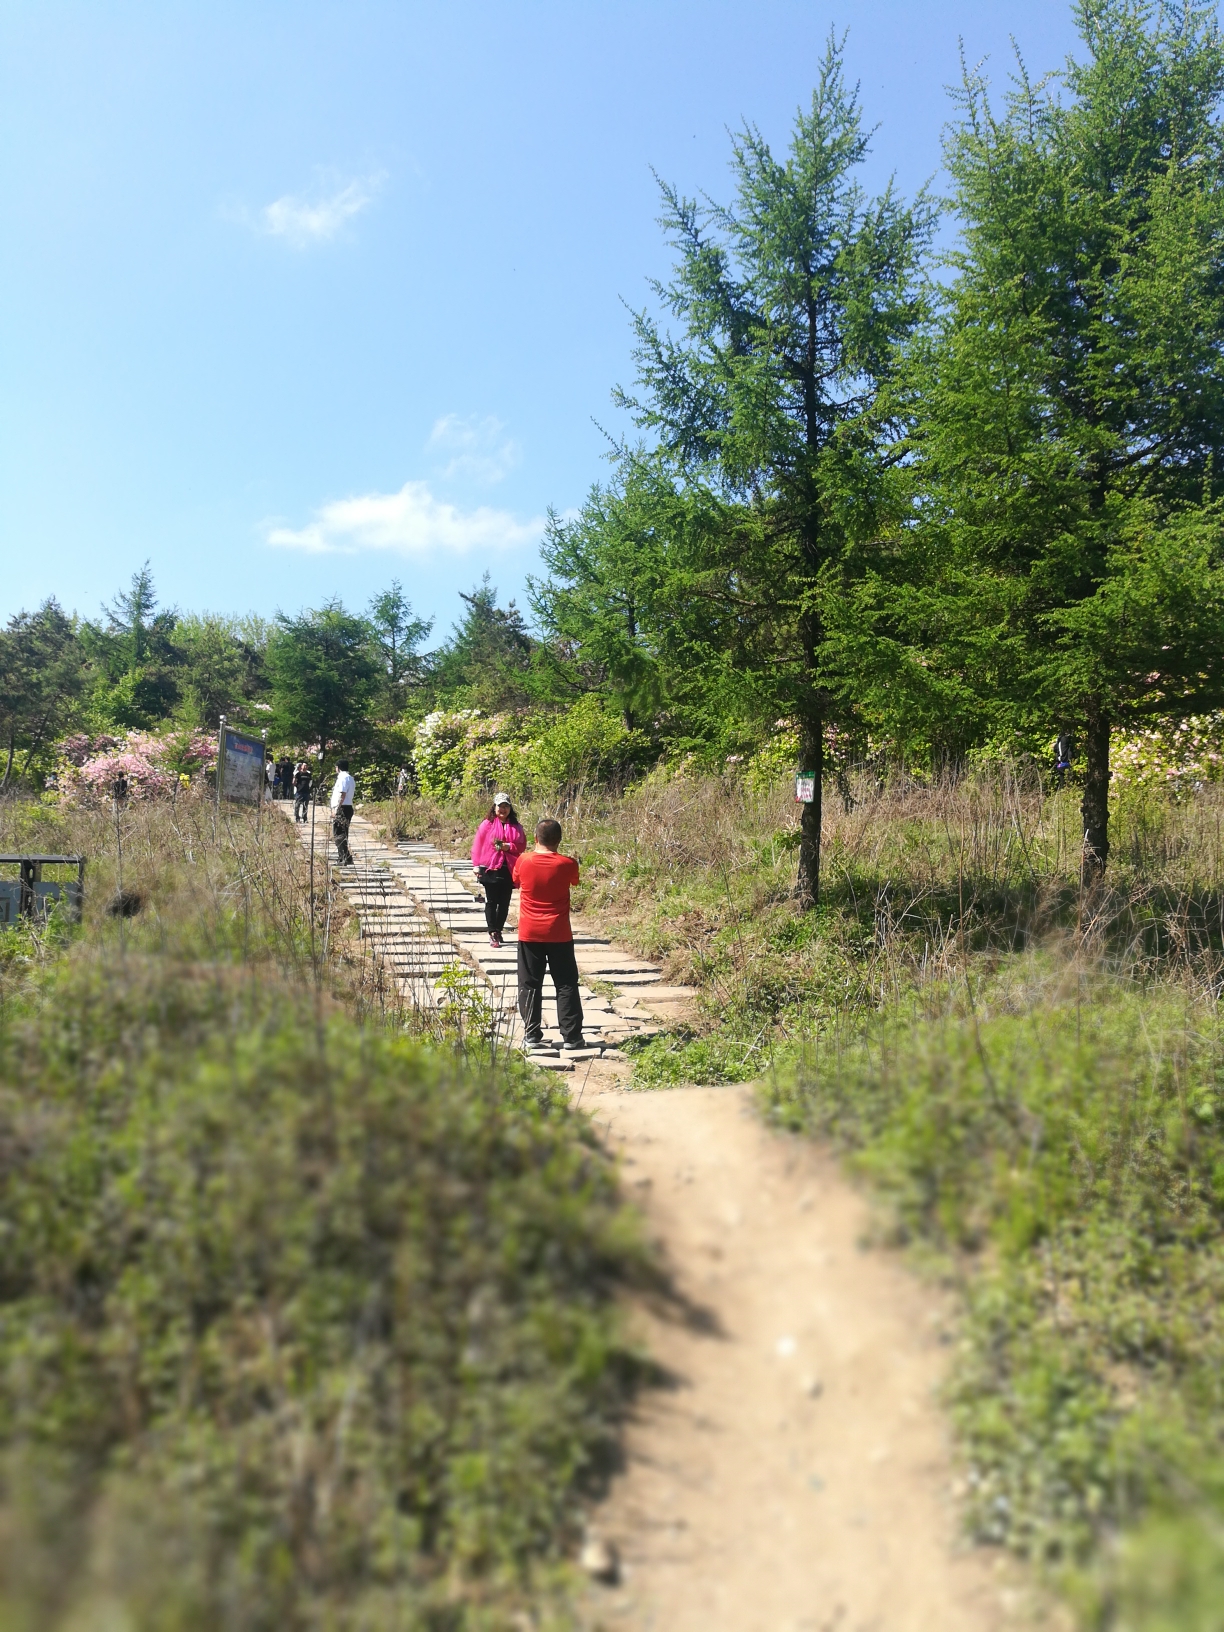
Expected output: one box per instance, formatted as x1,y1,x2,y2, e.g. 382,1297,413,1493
794,771,816,804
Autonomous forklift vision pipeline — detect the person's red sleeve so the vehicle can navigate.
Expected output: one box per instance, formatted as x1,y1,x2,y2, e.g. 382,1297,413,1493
568,859,580,885
511,854,524,887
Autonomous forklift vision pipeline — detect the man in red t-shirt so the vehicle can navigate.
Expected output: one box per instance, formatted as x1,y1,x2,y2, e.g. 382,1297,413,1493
511,817,584,1051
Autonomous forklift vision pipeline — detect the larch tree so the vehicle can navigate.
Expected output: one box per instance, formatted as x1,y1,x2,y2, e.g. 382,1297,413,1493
0,601,83,787
367,581,432,713
900,0,1224,879
617,33,934,905
268,603,381,775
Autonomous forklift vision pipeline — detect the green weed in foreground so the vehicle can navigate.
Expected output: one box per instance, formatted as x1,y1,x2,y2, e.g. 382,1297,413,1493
765,981,1224,1626
0,950,649,1631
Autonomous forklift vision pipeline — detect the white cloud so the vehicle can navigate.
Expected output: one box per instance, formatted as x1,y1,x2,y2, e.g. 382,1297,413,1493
427,413,521,485
266,481,545,557
258,171,384,248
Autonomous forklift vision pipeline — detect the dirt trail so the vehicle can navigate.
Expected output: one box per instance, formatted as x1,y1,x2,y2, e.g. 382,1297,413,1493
285,807,1039,1626
577,1081,1042,1632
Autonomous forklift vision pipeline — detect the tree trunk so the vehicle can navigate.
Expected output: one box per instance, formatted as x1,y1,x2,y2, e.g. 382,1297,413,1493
1,730,14,789
1081,705,1111,885
796,707,824,908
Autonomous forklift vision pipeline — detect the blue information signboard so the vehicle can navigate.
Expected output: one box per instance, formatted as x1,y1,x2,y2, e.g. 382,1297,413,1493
219,726,265,805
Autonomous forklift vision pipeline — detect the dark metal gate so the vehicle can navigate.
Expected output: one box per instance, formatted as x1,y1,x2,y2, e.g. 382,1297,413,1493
0,855,86,924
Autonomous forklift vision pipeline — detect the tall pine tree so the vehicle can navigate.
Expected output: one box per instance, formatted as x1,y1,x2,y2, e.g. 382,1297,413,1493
871,1,1224,879
618,34,933,904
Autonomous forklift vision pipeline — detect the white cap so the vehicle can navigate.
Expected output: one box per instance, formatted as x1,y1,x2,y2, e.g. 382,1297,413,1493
493,791,512,806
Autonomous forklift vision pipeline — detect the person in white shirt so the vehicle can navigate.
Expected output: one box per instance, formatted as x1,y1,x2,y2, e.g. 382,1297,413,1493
329,761,356,865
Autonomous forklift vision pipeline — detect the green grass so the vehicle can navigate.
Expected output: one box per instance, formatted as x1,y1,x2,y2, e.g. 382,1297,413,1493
765,976,1224,1626
376,766,1224,1623
0,797,651,1631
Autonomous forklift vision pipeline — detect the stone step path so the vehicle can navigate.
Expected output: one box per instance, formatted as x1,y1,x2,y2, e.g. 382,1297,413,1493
279,802,696,1070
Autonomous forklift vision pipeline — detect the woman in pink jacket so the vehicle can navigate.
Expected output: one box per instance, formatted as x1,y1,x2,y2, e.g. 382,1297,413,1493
471,793,527,947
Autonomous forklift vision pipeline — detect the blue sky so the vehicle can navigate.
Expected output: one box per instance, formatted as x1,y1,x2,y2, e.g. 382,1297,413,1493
0,0,1082,639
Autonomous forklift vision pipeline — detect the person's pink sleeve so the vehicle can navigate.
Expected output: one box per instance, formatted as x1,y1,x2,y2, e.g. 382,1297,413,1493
507,824,527,858
471,821,491,868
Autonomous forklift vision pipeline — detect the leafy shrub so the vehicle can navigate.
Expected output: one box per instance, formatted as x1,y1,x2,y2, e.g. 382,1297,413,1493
412,701,647,804
0,953,646,1629
524,696,646,796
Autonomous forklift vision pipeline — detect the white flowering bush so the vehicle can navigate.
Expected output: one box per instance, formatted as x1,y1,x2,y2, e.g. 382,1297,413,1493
1111,713,1224,796
413,710,531,800
412,711,482,799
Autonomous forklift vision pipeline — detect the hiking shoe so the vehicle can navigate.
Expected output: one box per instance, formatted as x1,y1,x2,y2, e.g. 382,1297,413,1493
560,1038,587,1053
488,933,499,947
522,1033,544,1051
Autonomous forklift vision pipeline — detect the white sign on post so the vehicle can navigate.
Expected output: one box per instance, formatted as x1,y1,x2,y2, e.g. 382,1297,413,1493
794,772,816,804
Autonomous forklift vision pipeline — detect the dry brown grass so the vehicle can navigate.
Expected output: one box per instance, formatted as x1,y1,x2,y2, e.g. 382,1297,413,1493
0,790,425,1030
366,766,1224,1041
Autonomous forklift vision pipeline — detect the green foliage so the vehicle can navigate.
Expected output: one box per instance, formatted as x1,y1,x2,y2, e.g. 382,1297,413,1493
428,577,536,712
832,1,1224,867
533,462,781,761
0,949,644,1629
563,33,935,897
267,602,382,762
0,600,82,785
530,482,672,732
367,580,433,715
525,696,647,794
414,710,497,800
1079,1511,1224,1631
624,1026,765,1088
1112,709,1224,795
411,702,650,804
765,984,1224,1607
172,612,270,729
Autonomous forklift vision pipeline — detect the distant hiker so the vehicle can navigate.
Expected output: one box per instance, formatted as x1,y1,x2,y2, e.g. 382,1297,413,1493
293,761,313,823
112,771,128,804
330,761,356,866
511,817,585,1052
471,793,526,948
1054,732,1074,789
396,766,410,798
278,757,294,799
271,761,283,800
264,758,274,800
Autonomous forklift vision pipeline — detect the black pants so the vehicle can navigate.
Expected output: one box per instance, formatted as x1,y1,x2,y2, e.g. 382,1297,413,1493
517,940,583,1045
481,867,513,934
294,792,310,822
332,804,354,865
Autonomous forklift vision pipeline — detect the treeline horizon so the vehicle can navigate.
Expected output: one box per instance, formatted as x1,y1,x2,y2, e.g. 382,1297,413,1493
7,0,1224,906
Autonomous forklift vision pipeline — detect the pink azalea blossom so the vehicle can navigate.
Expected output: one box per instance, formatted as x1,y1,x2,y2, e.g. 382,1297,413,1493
57,729,218,804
